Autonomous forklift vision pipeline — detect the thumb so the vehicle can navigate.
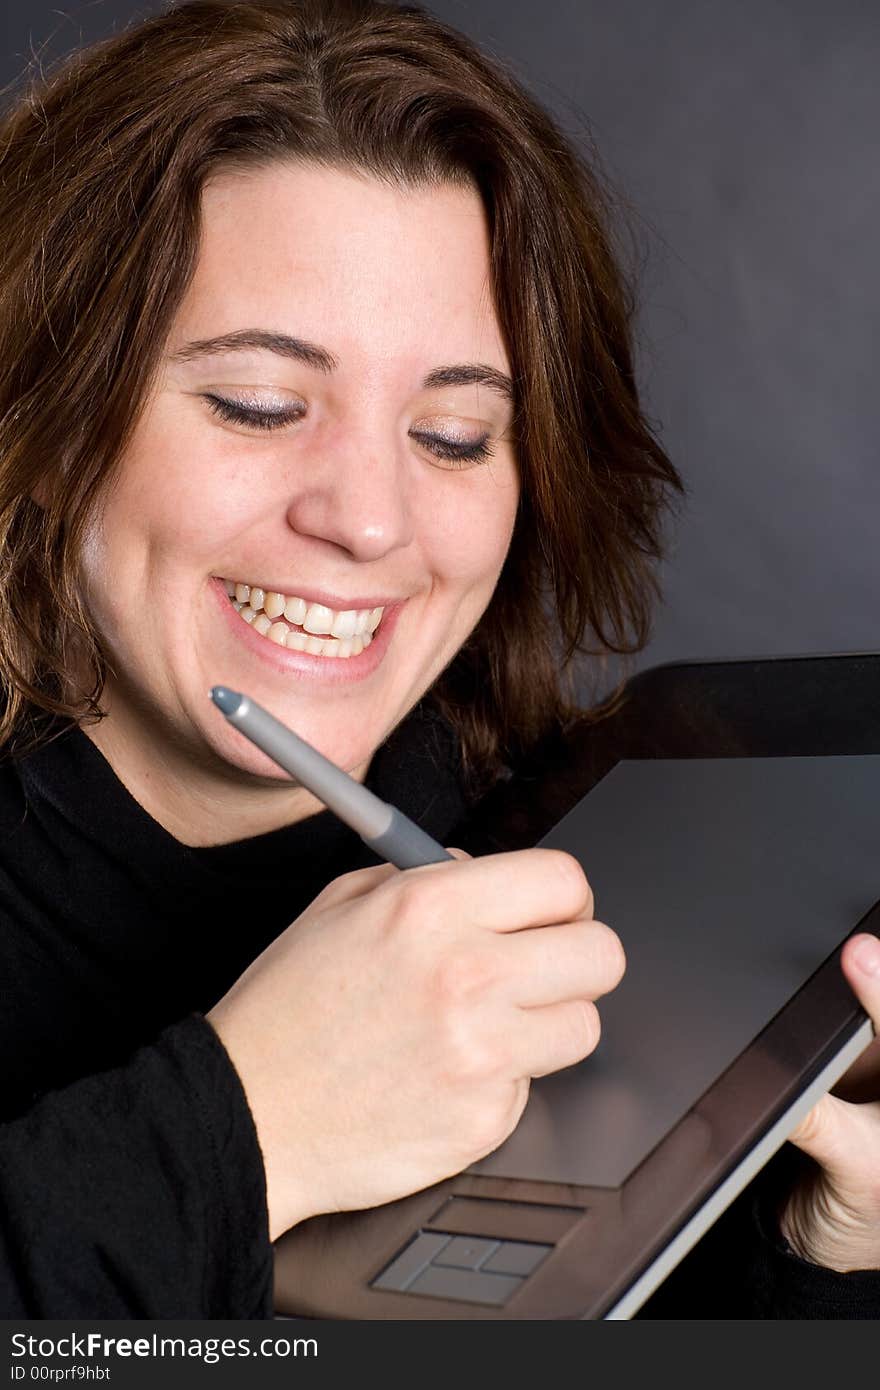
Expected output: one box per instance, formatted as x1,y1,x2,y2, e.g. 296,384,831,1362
787,933,880,1171
788,1091,855,1172
445,846,473,861
839,933,880,1027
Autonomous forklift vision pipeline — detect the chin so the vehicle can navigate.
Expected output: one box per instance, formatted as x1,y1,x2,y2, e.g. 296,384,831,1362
207,708,373,784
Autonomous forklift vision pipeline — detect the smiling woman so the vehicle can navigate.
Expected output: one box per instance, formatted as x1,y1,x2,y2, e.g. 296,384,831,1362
0,0,683,1320
70,162,526,840
0,0,682,803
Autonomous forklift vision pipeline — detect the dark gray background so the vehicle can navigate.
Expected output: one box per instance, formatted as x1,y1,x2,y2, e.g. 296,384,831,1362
3,0,878,685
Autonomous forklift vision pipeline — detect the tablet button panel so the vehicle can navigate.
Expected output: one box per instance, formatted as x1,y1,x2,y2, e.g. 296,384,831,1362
433,1236,500,1270
406,1264,522,1306
371,1232,451,1291
371,1231,553,1304
482,1241,551,1277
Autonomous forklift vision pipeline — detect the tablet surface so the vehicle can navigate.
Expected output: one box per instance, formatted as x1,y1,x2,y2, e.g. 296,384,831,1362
272,669,880,1320
474,754,880,1189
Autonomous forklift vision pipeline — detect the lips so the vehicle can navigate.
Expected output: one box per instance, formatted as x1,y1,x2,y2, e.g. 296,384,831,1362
221,578,385,640
212,576,404,683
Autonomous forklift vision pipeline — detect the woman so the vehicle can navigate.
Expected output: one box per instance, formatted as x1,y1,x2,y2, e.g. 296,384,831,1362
0,0,876,1318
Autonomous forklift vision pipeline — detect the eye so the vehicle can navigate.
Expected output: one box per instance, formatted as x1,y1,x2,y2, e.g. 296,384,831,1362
409,430,495,468
203,394,305,432
203,394,496,467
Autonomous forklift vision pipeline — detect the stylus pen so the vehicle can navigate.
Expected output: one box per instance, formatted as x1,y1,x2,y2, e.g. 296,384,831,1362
210,686,454,870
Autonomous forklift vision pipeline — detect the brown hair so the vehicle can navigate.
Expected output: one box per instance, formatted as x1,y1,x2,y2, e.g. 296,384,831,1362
0,0,685,791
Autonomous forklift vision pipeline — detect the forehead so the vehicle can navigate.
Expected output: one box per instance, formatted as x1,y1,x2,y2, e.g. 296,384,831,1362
170,162,507,371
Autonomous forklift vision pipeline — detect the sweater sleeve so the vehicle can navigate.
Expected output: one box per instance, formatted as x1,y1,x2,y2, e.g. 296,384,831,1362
0,1014,273,1317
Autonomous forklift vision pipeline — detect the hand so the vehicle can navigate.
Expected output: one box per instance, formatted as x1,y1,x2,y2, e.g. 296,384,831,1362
207,847,625,1240
780,933,880,1271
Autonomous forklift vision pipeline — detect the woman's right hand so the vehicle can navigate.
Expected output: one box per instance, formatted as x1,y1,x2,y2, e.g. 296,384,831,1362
206,848,625,1240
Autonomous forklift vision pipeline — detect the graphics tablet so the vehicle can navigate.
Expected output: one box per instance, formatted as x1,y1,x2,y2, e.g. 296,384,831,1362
273,751,877,1319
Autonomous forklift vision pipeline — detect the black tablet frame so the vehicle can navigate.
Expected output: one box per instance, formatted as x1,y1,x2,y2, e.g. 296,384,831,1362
273,907,873,1319
272,654,879,1319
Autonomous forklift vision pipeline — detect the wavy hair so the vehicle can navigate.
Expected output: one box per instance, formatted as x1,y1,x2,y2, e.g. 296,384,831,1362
0,0,686,790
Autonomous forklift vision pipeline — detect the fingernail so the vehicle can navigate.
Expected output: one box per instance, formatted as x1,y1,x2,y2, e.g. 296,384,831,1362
851,935,880,977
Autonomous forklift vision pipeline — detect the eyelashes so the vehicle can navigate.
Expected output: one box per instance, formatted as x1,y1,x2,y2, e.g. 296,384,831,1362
408,430,494,465
204,395,303,433
203,395,496,467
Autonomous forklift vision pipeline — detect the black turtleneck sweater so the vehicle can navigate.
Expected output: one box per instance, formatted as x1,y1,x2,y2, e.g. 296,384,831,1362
0,705,466,1317
1,706,877,1318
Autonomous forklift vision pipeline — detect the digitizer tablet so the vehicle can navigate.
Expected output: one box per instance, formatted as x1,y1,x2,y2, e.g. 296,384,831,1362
274,751,877,1319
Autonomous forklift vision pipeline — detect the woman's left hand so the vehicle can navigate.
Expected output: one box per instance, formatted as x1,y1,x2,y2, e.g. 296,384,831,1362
781,932,880,1271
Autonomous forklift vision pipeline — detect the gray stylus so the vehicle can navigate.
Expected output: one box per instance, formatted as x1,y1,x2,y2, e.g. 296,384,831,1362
210,686,453,870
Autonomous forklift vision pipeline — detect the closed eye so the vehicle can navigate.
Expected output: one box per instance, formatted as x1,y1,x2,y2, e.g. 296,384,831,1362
203,395,496,467
204,395,303,432
409,431,495,466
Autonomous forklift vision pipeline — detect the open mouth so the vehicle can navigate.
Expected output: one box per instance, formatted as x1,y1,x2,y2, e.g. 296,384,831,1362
220,579,383,660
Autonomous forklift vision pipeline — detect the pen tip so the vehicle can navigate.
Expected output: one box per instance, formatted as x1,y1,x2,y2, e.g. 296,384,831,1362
210,685,242,715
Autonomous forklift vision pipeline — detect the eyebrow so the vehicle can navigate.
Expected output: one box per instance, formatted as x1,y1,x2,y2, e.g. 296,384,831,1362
168,328,515,403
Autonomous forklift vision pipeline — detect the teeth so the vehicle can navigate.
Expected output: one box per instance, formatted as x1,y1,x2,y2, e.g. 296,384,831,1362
330,609,359,640
284,595,308,625
222,578,387,659
302,603,334,636
232,611,373,660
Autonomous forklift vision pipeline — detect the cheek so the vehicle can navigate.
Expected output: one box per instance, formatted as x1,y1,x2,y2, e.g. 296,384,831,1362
101,409,265,567
425,478,518,600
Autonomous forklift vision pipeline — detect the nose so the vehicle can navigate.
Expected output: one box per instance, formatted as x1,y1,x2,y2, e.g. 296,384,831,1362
285,422,415,563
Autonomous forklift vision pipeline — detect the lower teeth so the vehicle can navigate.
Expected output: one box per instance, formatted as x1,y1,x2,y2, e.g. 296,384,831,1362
230,599,372,658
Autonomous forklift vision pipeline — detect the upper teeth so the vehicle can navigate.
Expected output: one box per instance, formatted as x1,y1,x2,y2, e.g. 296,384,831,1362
224,580,383,638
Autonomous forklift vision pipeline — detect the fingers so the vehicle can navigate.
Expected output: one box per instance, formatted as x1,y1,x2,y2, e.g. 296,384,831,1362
412,847,594,933
319,848,593,938
788,1088,840,1165
786,1084,880,1225
315,844,471,901
840,934,880,1032
313,860,399,905
788,934,880,1172
514,998,603,1078
831,935,880,1099
501,920,625,1007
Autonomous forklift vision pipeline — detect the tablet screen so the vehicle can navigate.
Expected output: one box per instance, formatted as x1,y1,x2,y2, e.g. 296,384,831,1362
472,754,880,1187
